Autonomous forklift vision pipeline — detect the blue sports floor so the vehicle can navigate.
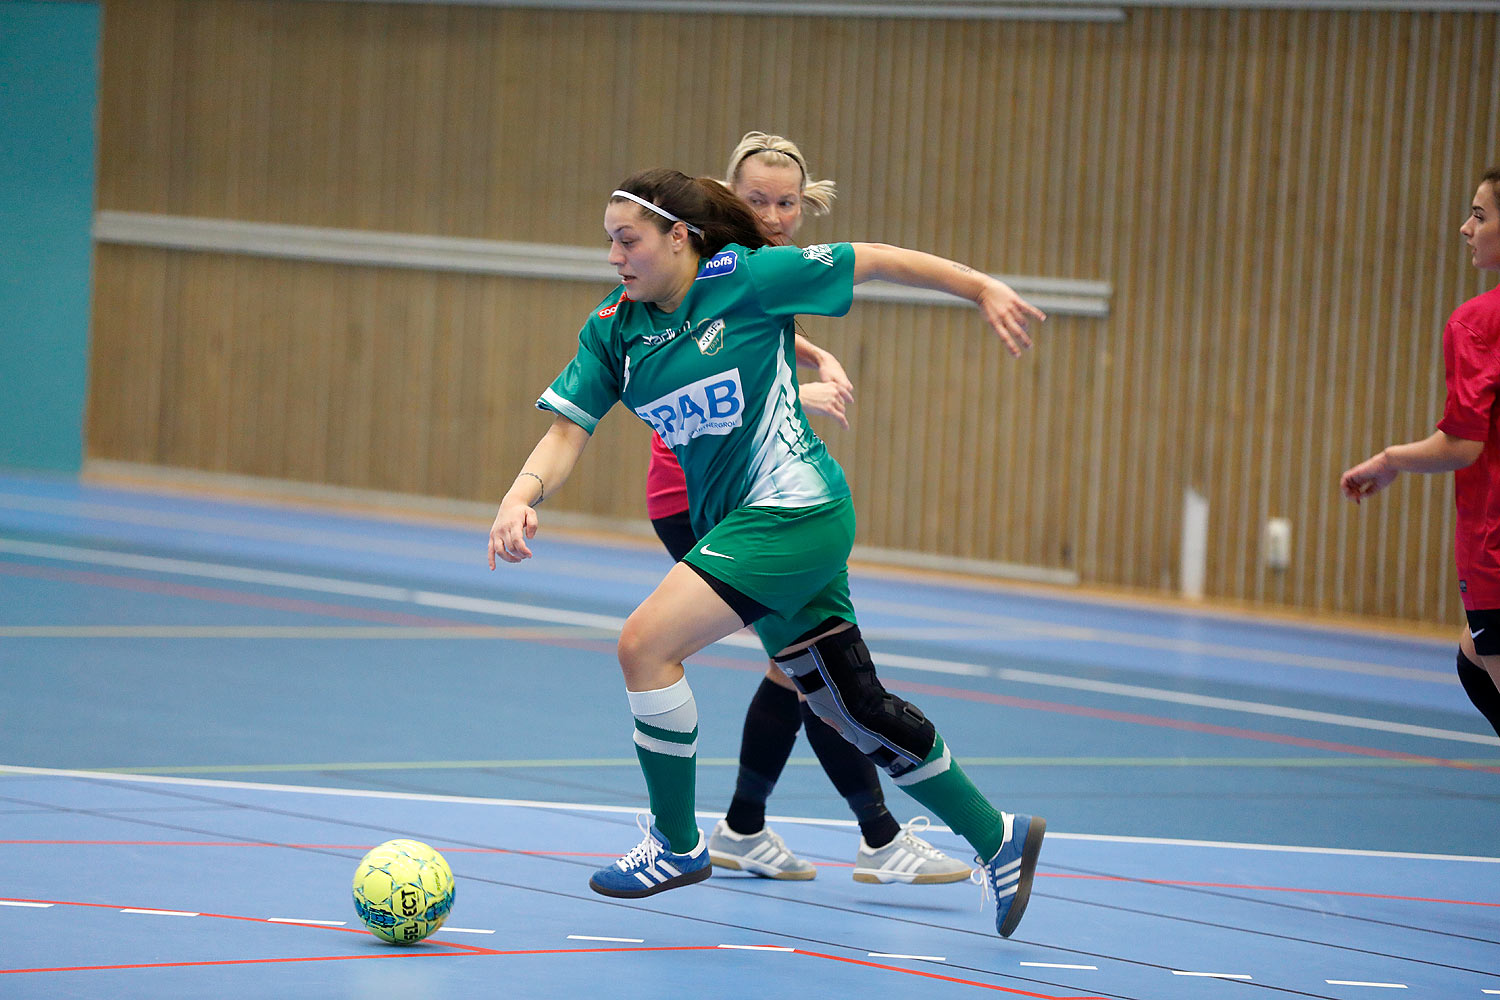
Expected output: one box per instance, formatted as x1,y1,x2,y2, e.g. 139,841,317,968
1,471,1497,998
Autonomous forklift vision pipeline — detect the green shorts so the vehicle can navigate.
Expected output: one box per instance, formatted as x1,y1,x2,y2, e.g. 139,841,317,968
681,497,857,657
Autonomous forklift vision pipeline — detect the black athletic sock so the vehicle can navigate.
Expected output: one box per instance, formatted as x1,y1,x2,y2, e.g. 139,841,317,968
1457,650,1500,738
799,701,902,849
723,677,801,835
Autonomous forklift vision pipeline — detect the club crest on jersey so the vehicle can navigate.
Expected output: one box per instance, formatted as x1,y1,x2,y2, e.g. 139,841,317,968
802,244,835,266
633,368,745,447
696,250,738,280
694,318,726,356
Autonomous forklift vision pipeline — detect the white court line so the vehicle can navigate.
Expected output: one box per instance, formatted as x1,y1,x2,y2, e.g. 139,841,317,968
1173,970,1252,979
1325,981,1407,989
1020,962,1097,970
0,539,626,631
1481,989,1500,994
0,625,597,640
855,594,1453,685
4,765,1498,865
717,944,794,952
0,900,53,908
2,538,1491,748
121,908,198,917
267,917,346,925
1,487,1444,656
568,934,643,943
0,491,663,588
869,952,945,961
440,927,495,934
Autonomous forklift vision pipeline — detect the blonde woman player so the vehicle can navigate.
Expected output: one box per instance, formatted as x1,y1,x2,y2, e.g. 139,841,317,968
488,167,1047,938
645,133,969,886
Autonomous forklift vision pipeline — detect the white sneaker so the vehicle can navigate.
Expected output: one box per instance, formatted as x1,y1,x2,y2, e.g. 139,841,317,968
852,816,973,885
707,819,817,880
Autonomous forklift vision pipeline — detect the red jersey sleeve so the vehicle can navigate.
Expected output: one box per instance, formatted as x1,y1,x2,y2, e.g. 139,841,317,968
1438,316,1500,442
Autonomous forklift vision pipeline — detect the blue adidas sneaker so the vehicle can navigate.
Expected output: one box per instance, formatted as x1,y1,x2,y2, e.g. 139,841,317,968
973,812,1046,937
589,815,712,899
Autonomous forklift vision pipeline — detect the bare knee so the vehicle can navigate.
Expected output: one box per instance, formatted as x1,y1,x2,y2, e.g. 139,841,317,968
617,615,654,684
618,613,678,691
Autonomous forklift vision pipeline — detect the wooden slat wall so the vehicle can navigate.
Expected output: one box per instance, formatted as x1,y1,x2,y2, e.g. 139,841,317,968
88,0,1500,624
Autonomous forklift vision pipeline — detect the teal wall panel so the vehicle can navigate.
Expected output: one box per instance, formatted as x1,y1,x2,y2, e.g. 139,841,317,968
0,1,100,472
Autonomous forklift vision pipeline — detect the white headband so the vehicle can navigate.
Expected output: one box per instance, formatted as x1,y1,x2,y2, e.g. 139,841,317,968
611,190,704,237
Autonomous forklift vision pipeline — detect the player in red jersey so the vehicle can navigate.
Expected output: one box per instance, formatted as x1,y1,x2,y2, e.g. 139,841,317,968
1341,166,1500,736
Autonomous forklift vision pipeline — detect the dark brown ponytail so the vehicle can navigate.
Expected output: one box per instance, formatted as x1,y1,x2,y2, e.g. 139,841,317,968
611,168,771,256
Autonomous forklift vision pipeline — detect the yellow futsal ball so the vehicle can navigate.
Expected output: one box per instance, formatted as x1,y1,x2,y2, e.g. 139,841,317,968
351,838,455,944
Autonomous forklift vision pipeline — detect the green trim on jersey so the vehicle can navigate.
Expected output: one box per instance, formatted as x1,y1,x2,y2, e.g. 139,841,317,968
537,242,856,536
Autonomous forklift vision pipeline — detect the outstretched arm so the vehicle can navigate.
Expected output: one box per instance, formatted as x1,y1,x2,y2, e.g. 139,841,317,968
1339,430,1484,504
488,415,592,566
850,242,1046,356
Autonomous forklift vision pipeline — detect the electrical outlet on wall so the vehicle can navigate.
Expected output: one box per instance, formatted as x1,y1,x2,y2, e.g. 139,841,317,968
1264,518,1292,571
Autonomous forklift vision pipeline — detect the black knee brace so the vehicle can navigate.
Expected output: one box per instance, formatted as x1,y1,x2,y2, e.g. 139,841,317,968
773,626,936,776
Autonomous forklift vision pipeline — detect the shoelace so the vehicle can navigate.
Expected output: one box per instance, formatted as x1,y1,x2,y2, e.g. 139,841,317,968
894,816,946,859
760,828,791,852
615,813,663,871
970,855,994,910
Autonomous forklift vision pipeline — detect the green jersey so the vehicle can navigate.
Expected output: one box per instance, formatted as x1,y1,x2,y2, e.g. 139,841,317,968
539,241,856,536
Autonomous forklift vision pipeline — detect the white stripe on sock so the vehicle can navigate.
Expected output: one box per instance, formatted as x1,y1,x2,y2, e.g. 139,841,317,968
892,741,953,786
632,730,697,758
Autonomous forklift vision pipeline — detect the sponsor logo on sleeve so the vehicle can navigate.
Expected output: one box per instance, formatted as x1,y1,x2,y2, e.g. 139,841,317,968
598,302,619,319
695,250,738,280
802,244,835,266
633,369,745,447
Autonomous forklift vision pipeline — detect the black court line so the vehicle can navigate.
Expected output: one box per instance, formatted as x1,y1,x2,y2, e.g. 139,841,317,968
1034,891,1497,977
1046,860,1500,947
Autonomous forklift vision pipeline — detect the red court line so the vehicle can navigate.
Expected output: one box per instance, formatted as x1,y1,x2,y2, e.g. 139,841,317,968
883,677,1500,774
10,855,1492,909
8,558,1490,771
0,896,494,952
8,945,1108,997
2,951,490,975
9,840,1495,908
1040,873,1500,908
0,897,1103,996
793,950,1108,998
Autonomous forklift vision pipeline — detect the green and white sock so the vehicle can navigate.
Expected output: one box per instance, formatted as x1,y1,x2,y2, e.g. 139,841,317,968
893,734,1006,861
628,677,699,853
